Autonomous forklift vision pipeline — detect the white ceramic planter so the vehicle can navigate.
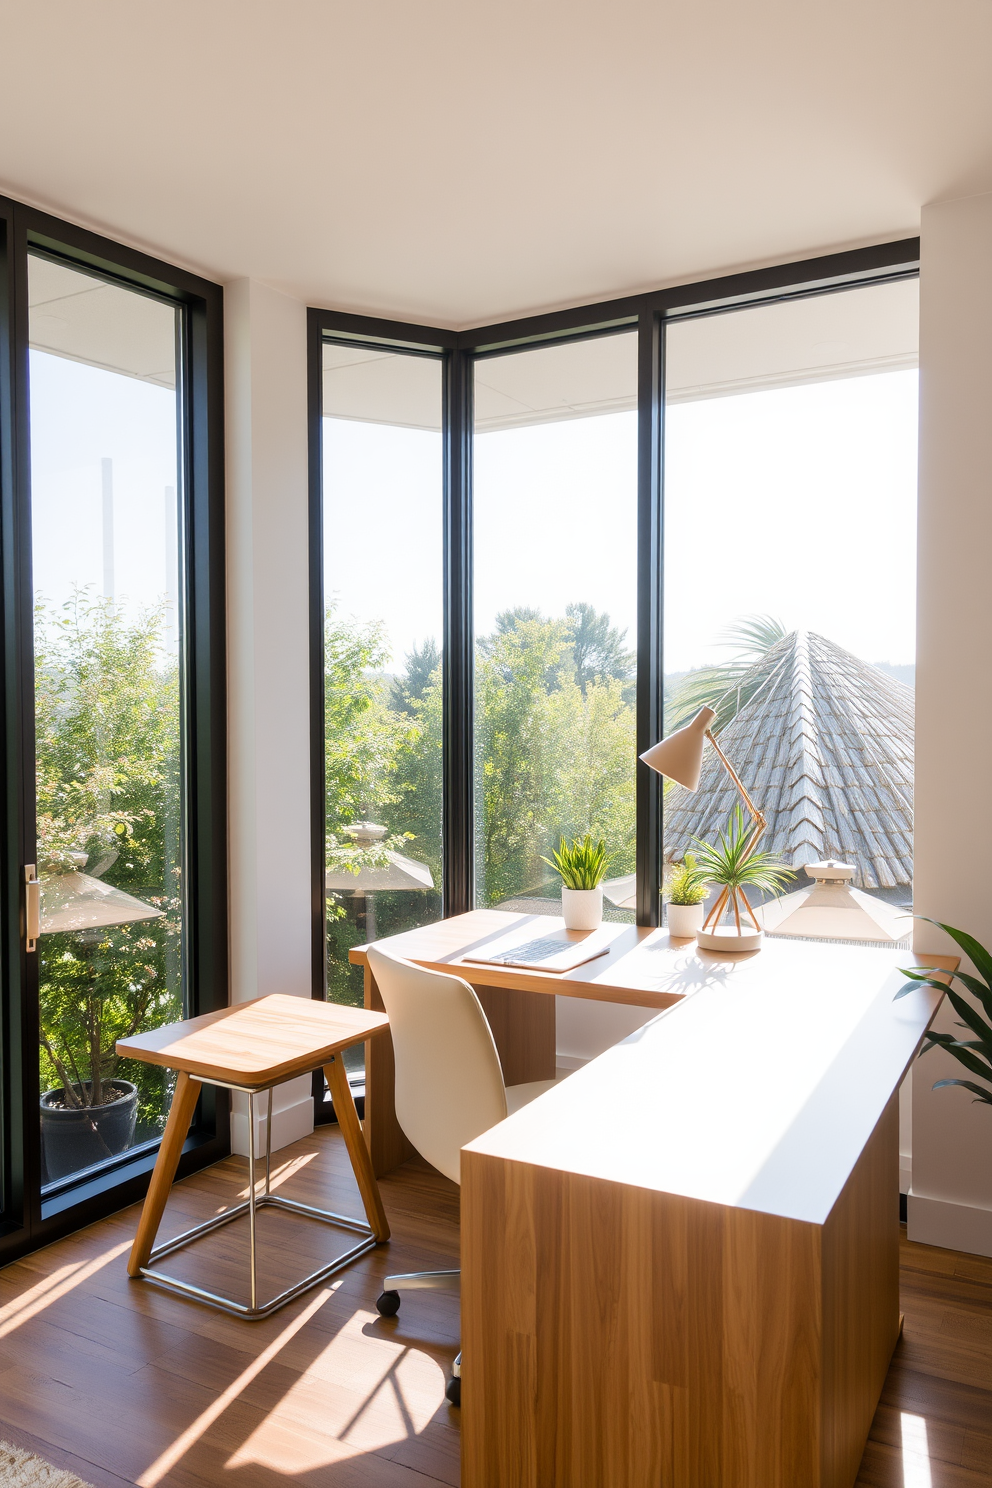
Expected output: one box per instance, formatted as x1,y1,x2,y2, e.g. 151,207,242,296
696,924,764,953
561,885,603,931
665,901,704,938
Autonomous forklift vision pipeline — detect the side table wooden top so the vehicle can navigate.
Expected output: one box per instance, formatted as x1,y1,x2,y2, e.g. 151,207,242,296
117,993,388,1089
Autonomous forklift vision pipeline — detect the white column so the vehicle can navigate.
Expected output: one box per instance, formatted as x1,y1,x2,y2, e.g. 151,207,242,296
911,189,992,1256
225,278,314,1155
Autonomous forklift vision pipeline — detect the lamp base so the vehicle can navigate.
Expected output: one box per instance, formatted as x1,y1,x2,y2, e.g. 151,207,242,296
696,925,764,953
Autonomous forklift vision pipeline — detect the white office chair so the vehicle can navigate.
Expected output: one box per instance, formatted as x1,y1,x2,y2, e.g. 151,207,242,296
365,942,563,1406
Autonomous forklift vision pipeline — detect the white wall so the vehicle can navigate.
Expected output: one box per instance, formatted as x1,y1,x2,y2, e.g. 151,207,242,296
226,278,314,1156
911,189,992,1256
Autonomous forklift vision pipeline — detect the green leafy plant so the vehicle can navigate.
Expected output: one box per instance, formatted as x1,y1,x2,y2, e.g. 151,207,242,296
663,853,709,906
542,833,611,890
691,804,794,933
897,919,992,1109
36,594,182,1130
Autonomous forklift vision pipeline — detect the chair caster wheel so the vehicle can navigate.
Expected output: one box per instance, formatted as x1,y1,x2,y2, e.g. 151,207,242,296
376,1289,401,1316
445,1375,461,1407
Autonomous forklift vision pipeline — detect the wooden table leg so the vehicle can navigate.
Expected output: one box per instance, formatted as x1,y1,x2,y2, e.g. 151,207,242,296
363,964,414,1177
325,1054,390,1243
126,1070,201,1276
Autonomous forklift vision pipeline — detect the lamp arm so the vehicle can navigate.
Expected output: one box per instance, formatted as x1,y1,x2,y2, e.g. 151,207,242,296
704,729,766,830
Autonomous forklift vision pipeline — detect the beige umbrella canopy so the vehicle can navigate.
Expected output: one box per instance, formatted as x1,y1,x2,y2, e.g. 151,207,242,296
758,859,910,944
324,822,434,895
602,874,637,911
40,870,164,935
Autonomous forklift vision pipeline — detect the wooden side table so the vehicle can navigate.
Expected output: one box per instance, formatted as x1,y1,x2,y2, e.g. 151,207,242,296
117,993,390,1319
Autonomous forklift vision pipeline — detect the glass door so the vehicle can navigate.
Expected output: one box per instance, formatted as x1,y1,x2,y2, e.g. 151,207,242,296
28,253,187,1191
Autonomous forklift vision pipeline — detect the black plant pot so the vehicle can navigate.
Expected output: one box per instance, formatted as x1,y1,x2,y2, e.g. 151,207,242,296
40,1080,138,1183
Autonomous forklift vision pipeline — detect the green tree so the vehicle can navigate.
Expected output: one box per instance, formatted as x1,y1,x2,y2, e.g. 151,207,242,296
35,594,181,1133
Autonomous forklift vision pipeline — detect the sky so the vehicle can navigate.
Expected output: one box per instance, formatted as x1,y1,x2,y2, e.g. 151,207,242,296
323,366,918,677
27,338,918,685
28,350,180,650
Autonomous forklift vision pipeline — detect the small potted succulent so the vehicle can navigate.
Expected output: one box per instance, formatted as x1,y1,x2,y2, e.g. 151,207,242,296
663,853,709,938
543,833,612,931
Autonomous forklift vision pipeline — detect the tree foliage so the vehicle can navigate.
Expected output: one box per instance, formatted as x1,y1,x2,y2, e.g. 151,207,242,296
35,595,181,1130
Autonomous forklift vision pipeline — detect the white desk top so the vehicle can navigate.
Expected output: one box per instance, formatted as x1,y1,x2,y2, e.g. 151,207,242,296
464,935,953,1226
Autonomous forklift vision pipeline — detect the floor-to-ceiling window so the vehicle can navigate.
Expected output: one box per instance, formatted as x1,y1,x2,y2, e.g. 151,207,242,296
0,198,226,1264
662,278,918,936
472,332,638,915
29,255,187,1187
310,246,919,952
319,340,444,1035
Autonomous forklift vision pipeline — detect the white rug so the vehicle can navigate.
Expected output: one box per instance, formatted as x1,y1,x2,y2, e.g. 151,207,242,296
0,1442,94,1488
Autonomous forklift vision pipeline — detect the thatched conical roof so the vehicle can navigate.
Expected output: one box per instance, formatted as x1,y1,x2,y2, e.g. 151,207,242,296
664,631,913,889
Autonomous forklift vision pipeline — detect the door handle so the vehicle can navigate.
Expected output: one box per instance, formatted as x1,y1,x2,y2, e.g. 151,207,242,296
25,864,40,952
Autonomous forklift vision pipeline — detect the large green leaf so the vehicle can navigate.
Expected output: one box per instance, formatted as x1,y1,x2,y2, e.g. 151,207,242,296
932,1078,992,1106
916,916,992,989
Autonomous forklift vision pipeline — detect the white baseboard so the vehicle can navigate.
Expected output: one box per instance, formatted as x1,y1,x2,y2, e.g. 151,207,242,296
231,1090,315,1157
900,1154,912,1195
907,1190,992,1258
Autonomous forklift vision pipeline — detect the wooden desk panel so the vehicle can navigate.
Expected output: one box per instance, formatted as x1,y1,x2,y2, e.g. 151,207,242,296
460,941,955,1488
350,908,706,1010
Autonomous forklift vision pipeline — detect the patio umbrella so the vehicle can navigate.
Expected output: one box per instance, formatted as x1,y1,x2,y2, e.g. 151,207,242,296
602,874,637,911
40,869,164,935
757,859,910,944
325,823,434,940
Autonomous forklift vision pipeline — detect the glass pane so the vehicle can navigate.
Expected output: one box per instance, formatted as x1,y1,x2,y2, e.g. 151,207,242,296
321,342,443,1059
663,278,918,941
473,332,638,915
29,254,184,1186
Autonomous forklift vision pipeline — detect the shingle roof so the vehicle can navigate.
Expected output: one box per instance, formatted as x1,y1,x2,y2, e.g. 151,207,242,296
664,630,913,889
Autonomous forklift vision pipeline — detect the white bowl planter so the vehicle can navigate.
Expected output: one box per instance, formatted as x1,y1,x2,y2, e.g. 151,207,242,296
561,886,603,931
666,902,704,938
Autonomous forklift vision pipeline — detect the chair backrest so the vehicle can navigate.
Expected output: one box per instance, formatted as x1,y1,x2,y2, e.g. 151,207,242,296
365,943,508,1184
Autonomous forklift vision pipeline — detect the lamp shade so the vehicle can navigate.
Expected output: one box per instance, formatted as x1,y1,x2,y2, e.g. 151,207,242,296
639,707,716,791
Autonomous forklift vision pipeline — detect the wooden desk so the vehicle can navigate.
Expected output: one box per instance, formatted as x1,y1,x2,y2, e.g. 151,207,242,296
350,909,702,1175
459,937,955,1488
118,994,390,1317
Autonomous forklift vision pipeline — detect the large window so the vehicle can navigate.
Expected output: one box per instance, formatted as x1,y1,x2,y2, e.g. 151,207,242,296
319,341,444,1023
0,197,225,1265
663,278,918,925
29,256,186,1186
310,244,920,958
472,333,638,914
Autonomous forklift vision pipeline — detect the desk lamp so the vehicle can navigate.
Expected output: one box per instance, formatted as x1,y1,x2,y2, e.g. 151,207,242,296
641,706,767,950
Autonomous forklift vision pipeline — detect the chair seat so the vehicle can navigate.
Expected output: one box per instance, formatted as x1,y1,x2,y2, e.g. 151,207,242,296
505,1072,570,1115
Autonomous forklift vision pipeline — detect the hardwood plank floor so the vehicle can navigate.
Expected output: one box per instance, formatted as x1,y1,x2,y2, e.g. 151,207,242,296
0,1126,988,1487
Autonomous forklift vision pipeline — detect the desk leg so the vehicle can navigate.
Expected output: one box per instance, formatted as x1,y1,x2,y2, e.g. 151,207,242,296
325,1055,390,1242
364,965,414,1177
126,1070,201,1277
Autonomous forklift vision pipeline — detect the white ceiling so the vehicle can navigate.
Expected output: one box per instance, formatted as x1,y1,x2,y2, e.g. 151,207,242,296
1,1,990,328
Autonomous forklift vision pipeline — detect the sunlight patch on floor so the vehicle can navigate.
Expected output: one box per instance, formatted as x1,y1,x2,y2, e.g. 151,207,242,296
136,1283,338,1487
0,1241,130,1340
900,1412,933,1488
225,1307,446,1472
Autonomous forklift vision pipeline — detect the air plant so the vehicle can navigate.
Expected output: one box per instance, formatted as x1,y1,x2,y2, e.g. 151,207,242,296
690,804,794,934
542,833,612,891
897,918,992,1109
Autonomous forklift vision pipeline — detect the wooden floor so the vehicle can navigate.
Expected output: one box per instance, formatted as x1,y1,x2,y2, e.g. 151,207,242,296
0,1125,988,1488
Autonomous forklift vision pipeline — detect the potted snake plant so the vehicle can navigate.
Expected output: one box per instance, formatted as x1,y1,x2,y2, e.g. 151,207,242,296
543,833,612,930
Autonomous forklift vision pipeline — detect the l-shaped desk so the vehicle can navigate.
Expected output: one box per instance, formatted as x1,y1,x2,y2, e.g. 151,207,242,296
351,911,954,1488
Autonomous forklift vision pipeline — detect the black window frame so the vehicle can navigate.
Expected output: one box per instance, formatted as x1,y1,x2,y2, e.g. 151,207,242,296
307,240,921,999
0,197,229,1264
